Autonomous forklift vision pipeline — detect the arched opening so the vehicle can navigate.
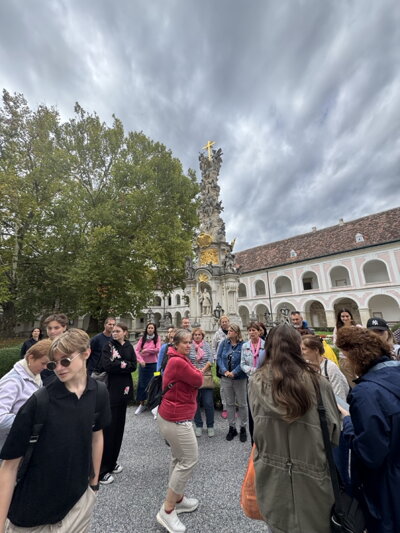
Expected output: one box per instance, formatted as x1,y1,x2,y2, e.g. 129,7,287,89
255,303,269,323
238,283,247,298
363,260,390,283
153,295,162,306
255,280,266,296
239,306,250,328
368,295,400,322
304,300,327,328
333,297,361,325
174,311,182,327
154,312,161,328
330,266,351,287
175,294,181,305
302,271,319,291
275,276,293,294
168,295,172,306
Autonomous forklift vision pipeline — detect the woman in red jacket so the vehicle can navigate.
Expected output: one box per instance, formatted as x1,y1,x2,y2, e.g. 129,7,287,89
156,329,204,533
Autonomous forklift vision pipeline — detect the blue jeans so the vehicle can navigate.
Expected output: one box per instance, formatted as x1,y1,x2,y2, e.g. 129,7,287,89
194,388,215,428
136,363,157,402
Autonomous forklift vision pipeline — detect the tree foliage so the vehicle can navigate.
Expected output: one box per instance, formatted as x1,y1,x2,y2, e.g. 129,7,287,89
0,90,198,333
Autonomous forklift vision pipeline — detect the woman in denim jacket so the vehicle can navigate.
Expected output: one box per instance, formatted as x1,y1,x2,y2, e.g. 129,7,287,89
217,324,247,442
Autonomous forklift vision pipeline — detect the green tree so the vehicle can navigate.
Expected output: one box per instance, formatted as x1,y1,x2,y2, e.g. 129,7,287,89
0,90,72,333
0,92,198,334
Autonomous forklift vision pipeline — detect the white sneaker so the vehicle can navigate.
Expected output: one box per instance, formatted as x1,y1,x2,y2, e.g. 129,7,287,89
135,404,146,415
112,463,123,474
156,504,186,532
175,496,199,514
151,406,158,419
195,427,202,437
99,473,114,485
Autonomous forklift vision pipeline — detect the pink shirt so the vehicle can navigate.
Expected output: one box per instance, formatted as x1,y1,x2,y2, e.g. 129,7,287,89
135,337,161,364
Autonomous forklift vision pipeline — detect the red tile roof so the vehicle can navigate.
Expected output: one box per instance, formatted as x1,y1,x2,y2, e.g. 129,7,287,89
235,207,400,273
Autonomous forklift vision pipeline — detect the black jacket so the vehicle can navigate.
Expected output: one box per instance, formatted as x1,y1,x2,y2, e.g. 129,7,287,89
101,339,137,406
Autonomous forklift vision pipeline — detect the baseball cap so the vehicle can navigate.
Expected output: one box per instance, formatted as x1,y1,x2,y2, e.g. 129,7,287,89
366,317,389,331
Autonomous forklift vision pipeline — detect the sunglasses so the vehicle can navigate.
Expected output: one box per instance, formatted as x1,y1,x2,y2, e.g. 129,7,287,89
46,352,81,371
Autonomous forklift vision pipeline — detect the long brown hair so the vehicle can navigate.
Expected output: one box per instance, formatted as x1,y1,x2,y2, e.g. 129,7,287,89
260,324,318,422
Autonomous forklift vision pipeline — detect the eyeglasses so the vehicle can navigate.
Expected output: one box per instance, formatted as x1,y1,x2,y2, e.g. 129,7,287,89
46,352,81,371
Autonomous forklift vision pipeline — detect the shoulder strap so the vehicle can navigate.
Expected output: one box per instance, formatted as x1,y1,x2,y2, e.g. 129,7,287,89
17,387,49,483
161,382,175,396
324,358,329,379
93,380,108,427
161,345,170,372
312,381,346,524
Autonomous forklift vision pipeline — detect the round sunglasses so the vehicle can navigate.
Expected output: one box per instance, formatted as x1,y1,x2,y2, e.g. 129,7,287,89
46,352,81,371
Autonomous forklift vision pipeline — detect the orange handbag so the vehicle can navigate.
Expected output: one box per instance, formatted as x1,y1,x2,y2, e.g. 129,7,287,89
240,444,263,521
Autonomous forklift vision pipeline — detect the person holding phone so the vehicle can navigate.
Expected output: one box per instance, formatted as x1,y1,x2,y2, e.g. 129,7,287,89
336,326,400,533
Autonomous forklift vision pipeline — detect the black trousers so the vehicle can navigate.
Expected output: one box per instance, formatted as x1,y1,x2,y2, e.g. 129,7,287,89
100,403,127,477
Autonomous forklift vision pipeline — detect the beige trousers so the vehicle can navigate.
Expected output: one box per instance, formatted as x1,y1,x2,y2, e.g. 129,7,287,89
5,487,96,533
157,414,198,494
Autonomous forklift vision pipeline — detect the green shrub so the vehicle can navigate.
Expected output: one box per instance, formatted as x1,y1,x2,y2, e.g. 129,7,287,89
0,347,21,378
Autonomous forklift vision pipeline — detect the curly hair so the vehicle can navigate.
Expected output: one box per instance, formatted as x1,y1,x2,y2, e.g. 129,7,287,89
336,327,391,376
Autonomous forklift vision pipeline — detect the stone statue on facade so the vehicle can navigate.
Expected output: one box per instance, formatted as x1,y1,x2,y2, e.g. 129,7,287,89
199,288,212,316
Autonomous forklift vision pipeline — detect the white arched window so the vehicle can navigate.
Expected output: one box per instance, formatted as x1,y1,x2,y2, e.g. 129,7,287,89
255,280,266,296
238,283,247,298
302,271,319,291
330,266,351,287
275,276,293,294
363,260,389,283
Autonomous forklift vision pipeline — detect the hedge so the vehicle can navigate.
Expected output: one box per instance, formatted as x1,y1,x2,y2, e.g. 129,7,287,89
0,346,21,378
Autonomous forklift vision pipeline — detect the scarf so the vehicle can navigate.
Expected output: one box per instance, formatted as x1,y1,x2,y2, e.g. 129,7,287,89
193,340,205,361
19,358,42,386
250,338,261,367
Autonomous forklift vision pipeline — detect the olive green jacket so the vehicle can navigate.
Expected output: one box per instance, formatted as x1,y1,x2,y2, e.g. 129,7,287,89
248,369,341,533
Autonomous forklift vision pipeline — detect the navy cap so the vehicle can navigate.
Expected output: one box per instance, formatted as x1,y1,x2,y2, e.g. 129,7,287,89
366,317,389,331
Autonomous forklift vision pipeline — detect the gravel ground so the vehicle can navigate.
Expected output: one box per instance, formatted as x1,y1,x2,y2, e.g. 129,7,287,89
90,405,270,533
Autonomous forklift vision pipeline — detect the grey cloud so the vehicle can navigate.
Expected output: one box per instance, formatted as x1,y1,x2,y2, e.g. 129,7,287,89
0,0,399,250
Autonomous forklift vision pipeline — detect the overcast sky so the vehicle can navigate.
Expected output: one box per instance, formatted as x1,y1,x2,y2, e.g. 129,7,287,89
1,0,399,251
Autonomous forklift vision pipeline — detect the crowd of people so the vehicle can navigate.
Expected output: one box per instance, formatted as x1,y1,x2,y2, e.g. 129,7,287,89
0,309,400,532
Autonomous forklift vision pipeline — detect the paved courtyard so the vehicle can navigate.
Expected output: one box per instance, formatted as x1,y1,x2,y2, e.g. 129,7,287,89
90,405,270,533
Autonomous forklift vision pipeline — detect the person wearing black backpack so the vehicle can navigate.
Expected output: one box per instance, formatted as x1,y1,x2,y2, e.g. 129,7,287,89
0,329,111,533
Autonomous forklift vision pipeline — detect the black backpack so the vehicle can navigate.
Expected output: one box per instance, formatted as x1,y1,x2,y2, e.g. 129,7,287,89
145,346,174,410
17,381,108,483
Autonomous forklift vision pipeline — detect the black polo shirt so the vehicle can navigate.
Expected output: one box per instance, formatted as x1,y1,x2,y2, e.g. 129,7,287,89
0,377,111,527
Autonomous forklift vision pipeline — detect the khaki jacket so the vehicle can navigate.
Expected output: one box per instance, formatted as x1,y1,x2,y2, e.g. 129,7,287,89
248,368,341,533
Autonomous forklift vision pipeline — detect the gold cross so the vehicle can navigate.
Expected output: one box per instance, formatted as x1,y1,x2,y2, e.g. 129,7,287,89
202,140,215,160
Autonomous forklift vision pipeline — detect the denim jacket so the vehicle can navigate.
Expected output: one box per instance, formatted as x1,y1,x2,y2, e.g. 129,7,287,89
217,339,246,379
240,339,266,376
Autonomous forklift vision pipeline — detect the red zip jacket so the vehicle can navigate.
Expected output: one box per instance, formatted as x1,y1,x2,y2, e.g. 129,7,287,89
158,351,203,422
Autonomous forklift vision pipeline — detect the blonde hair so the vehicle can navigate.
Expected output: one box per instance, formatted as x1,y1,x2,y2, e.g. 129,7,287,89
26,339,52,361
192,327,205,339
49,328,90,360
228,324,243,342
